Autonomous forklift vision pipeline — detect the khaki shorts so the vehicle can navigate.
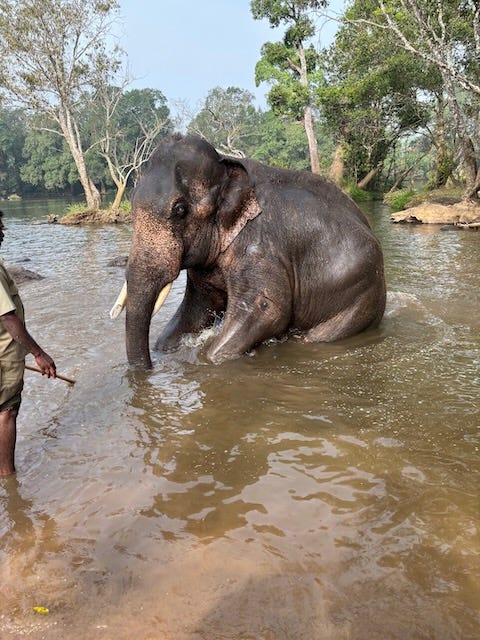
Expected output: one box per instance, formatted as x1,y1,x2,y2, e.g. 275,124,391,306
0,360,24,412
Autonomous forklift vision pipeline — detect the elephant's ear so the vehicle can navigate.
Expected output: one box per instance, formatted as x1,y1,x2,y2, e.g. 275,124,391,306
217,159,262,253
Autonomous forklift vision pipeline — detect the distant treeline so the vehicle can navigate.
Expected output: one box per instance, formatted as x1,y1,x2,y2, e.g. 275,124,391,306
1,1,479,207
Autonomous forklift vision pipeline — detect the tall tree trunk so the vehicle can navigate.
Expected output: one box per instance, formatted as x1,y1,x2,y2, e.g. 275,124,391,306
303,105,321,174
432,94,450,188
442,72,478,199
357,165,381,190
329,140,345,184
104,153,127,210
111,182,127,210
465,103,480,198
459,137,478,199
58,106,101,210
388,163,416,192
298,45,320,174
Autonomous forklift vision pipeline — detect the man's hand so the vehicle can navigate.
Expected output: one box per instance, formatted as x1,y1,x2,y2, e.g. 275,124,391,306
34,351,56,378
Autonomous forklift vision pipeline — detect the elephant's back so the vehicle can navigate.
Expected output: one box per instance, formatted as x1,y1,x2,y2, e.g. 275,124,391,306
243,159,371,229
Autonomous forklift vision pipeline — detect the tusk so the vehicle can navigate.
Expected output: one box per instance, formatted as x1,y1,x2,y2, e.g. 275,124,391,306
109,281,127,319
109,281,173,319
152,282,173,316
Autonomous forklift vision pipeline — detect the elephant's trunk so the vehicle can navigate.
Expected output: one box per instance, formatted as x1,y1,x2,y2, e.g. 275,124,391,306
125,226,181,369
124,209,183,367
125,247,164,369
125,261,158,368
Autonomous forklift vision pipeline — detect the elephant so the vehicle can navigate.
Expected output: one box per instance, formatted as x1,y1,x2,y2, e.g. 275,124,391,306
112,134,386,367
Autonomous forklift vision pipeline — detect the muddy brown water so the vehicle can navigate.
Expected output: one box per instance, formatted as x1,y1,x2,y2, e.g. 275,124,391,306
0,199,478,639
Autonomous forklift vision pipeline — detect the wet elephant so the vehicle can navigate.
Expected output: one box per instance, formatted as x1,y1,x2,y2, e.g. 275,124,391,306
112,134,386,367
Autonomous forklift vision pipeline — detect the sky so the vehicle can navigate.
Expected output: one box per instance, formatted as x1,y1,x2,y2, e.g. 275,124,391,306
116,1,346,115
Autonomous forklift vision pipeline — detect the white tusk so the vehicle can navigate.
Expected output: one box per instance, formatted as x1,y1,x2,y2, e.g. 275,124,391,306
109,281,127,319
109,281,173,320
152,282,173,316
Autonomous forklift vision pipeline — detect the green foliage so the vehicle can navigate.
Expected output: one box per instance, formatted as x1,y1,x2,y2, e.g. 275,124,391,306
383,189,416,211
117,199,131,212
426,154,457,190
319,0,437,188
251,1,328,172
21,118,79,191
104,88,170,144
356,0,480,196
65,201,88,216
250,111,310,169
268,82,310,120
17,86,172,197
3,0,478,202
0,0,121,103
0,107,26,197
250,1,327,28
347,185,375,202
254,37,323,119
85,85,171,185
0,0,122,207
188,87,260,156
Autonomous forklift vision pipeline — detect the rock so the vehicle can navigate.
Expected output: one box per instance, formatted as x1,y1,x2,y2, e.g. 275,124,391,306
7,265,44,283
33,214,58,225
456,221,480,229
391,201,480,226
107,255,128,267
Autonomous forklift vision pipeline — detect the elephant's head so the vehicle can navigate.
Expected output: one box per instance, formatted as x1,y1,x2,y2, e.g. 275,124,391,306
123,135,261,368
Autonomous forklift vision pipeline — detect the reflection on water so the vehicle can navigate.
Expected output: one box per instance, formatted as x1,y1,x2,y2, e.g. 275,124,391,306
0,200,479,639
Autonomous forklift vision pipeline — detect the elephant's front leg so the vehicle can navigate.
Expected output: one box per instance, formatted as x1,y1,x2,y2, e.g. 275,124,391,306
155,271,226,353
206,287,291,364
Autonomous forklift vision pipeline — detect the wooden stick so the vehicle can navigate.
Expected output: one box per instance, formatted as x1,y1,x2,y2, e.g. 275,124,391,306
25,365,76,385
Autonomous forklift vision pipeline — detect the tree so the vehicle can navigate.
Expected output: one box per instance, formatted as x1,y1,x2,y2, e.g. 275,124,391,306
21,117,79,193
251,0,327,174
0,0,122,209
89,86,172,208
251,110,309,168
352,0,480,198
0,107,26,197
188,87,261,157
251,109,334,171
320,0,433,188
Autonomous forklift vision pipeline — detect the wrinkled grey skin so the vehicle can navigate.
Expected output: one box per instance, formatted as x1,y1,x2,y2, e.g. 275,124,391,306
125,135,386,368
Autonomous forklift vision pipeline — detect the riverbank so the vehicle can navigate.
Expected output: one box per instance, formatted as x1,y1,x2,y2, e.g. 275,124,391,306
60,208,132,225
388,187,480,227
44,190,480,229
391,200,480,227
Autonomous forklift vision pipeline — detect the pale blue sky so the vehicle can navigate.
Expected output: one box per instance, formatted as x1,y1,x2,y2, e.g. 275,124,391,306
116,1,345,112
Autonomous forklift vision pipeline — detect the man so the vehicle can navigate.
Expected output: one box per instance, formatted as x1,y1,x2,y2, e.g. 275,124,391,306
0,211,56,476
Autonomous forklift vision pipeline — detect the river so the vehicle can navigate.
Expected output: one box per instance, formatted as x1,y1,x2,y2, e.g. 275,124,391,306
0,197,479,639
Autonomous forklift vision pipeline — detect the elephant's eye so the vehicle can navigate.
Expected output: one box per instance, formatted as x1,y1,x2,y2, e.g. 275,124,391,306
257,296,269,311
172,201,188,218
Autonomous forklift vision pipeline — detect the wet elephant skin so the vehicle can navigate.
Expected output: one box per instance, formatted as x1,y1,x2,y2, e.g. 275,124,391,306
125,134,386,367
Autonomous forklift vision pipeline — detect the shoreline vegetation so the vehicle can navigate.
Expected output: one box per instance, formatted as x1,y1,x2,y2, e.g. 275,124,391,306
16,185,480,229
54,186,480,229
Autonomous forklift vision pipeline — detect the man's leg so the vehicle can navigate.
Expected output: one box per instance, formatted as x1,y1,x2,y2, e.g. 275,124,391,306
0,406,18,476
